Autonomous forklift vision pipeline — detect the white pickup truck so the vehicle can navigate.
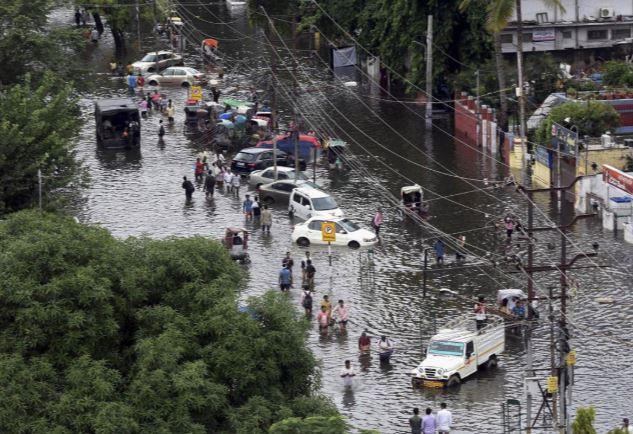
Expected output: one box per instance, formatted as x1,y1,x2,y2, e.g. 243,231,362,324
410,315,505,387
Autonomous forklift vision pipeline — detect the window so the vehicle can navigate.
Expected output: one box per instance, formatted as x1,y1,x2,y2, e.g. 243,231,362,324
262,170,273,178
535,12,548,23
466,341,475,358
163,69,174,76
587,30,608,40
335,223,347,234
612,28,631,39
141,54,157,62
312,196,338,211
428,341,464,357
272,182,294,192
562,31,572,39
278,172,288,179
338,219,360,232
293,194,303,204
173,69,186,76
522,33,533,43
308,220,323,231
234,152,256,162
500,34,513,44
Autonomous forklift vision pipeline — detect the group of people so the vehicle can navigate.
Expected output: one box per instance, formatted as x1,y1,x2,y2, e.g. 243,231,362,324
409,404,453,434
358,332,394,362
433,235,467,265
499,296,527,319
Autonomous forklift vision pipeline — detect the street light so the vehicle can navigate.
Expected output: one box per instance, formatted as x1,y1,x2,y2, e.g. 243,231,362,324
413,39,432,126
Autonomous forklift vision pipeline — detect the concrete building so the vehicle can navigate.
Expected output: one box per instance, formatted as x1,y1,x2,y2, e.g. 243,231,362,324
500,0,633,54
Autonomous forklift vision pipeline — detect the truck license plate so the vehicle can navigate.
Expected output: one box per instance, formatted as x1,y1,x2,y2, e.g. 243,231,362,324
423,380,444,388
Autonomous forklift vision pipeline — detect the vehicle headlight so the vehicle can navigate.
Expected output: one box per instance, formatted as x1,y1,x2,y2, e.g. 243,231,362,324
437,368,445,375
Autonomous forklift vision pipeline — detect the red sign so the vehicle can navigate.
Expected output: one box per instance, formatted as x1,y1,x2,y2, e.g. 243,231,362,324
603,164,633,195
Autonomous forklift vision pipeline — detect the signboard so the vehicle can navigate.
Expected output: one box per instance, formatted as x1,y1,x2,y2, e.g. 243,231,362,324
331,46,357,68
603,164,633,195
566,350,576,366
189,85,202,101
321,222,336,242
533,29,555,42
551,123,579,156
535,145,553,168
547,376,559,393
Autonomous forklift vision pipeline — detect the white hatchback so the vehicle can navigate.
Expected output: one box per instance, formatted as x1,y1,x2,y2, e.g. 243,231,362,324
292,217,378,249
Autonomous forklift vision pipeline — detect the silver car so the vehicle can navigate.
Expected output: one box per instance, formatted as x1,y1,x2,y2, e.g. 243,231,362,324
249,166,307,187
147,67,207,88
258,180,321,205
132,51,183,74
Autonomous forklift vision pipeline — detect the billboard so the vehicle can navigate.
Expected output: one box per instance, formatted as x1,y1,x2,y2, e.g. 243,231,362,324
603,164,633,195
551,123,578,156
533,29,555,42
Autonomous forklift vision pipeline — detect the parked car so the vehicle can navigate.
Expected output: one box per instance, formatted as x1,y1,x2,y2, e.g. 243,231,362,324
146,67,207,87
288,187,344,220
249,166,307,187
231,148,289,176
292,216,378,249
132,51,183,74
258,180,321,204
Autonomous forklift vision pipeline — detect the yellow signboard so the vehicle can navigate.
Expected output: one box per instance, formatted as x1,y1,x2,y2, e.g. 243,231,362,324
321,222,336,242
547,376,558,394
189,85,203,101
566,350,576,366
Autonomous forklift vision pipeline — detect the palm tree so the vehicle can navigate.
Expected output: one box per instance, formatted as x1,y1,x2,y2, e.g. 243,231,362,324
460,0,565,133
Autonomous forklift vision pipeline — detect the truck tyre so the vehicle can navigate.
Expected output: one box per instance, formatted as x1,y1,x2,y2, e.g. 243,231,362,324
486,356,498,369
446,375,461,387
411,378,421,388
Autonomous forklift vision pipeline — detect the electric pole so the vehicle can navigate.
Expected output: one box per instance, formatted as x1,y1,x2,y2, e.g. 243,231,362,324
425,15,433,128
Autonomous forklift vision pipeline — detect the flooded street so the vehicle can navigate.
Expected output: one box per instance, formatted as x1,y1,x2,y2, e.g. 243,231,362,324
66,4,633,432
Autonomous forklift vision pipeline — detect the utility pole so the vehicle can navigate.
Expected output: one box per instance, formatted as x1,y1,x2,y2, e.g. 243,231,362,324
548,285,558,426
294,113,300,180
263,9,278,181
37,169,42,210
515,0,528,173
475,69,481,147
425,15,433,128
136,0,142,51
525,188,534,434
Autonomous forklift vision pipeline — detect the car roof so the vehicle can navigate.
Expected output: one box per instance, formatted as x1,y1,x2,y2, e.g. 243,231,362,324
262,166,294,172
293,186,330,198
95,98,138,113
305,216,345,223
238,147,285,155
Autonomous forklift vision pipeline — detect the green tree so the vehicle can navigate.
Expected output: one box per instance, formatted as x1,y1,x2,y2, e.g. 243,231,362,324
0,211,338,433
572,407,597,434
603,60,633,87
0,73,86,214
269,415,349,434
535,101,621,144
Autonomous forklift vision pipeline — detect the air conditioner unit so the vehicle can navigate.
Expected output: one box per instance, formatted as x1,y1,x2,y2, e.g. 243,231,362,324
600,8,615,18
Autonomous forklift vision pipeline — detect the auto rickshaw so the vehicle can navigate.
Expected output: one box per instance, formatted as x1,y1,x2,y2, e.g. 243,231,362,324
324,138,347,169
222,227,250,263
400,184,428,218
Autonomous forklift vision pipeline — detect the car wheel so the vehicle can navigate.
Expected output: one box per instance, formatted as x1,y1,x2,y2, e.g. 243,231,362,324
263,196,274,205
148,80,158,86
348,241,361,249
147,67,155,73
297,237,310,247
446,375,461,387
181,81,190,88
485,356,498,370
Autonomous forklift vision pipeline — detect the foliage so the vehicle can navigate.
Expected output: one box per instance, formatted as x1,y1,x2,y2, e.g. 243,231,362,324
0,211,338,433
603,61,633,87
0,73,86,214
0,0,85,85
571,407,597,434
607,429,627,434
268,415,348,434
535,101,621,143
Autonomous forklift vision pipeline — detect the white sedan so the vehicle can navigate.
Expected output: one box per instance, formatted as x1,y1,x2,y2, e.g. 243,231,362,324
249,166,307,187
146,67,207,88
292,217,378,249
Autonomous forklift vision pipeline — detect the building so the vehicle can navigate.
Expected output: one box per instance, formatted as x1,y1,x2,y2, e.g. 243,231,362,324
500,0,633,54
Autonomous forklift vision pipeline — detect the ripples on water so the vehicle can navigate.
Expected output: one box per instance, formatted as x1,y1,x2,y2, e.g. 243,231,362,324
57,4,633,432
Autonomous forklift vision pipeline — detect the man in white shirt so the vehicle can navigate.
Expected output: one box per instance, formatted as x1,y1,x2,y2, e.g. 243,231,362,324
223,169,233,193
436,402,453,434
339,360,356,387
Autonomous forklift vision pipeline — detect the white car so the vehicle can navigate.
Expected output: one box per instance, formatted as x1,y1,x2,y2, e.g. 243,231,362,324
249,166,307,187
132,51,183,74
292,217,378,249
288,187,344,220
147,67,207,88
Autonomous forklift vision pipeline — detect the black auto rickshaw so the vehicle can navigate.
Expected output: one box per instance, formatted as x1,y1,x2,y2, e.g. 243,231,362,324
222,227,250,263
95,98,141,148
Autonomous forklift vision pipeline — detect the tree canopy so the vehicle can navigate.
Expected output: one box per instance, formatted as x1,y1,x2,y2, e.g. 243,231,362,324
535,101,621,143
0,211,339,433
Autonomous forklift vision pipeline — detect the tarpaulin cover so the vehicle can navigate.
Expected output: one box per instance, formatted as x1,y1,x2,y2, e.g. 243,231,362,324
256,134,321,159
331,46,357,68
202,38,218,49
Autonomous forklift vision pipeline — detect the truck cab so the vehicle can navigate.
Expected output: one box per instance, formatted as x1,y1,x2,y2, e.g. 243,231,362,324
410,316,505,388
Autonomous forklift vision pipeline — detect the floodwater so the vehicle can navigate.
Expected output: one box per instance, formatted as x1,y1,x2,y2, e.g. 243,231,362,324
56,3,633,433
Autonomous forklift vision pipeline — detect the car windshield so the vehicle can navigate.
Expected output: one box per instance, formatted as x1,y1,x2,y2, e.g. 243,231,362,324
140,54,157,62
291,171,308,180
428,341,464,357
233,152,257,162
338,219,360,232
312,196,338,211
